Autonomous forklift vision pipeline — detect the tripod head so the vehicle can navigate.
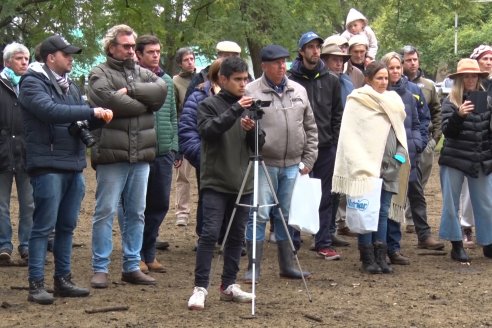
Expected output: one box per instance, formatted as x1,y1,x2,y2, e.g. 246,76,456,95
249,99,271,120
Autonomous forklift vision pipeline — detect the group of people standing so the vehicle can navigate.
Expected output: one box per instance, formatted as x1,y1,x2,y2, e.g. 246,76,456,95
2,7,492,313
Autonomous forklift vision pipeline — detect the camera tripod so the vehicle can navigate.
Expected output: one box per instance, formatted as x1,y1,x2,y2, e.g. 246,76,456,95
212,105,312,316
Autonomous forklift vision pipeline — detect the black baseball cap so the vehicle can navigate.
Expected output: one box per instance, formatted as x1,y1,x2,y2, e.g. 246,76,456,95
40,35,82,60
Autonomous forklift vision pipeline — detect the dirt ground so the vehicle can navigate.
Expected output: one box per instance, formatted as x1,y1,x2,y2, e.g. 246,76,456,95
1,155,492,328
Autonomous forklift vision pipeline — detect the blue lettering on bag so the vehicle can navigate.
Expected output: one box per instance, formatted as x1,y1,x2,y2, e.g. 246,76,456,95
347,198,369,211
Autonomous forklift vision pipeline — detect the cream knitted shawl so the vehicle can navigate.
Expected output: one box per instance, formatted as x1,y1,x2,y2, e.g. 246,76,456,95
332,85,410,221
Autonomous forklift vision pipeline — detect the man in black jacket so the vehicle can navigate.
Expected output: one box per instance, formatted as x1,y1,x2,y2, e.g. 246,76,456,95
0,42,33,265
288,31,344,260
19,34,111,305
187,56,260,311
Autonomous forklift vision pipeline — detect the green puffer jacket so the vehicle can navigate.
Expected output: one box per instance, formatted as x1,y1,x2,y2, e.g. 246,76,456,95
87,56,167,167
155,73,178,155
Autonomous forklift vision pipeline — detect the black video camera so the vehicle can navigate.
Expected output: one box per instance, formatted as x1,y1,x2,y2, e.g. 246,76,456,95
249,99,271,120
68,120,96,148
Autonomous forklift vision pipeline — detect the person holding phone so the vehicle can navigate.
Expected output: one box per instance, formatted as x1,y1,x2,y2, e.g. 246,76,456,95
439,58,492,262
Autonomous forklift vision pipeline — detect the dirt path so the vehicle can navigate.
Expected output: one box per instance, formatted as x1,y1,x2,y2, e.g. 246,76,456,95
1,156,491,327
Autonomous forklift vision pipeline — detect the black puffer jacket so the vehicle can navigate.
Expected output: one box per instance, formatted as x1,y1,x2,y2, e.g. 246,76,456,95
439,96,492,177
288,59,343,148
0,76,26,173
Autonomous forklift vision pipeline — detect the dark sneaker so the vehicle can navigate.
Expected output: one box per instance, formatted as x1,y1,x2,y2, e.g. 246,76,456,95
155,240,170,250
18,247,29,260
0,248,12,261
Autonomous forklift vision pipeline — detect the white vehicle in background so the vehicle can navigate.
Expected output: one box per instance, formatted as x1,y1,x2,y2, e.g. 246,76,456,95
435,77,453,101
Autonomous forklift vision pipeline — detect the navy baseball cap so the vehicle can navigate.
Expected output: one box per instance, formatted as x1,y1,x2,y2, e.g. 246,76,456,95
298,31,323,49
260,45,290,62
40,34,82,60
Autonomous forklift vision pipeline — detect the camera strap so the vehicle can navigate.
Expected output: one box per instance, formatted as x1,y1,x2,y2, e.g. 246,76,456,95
43,64,64,96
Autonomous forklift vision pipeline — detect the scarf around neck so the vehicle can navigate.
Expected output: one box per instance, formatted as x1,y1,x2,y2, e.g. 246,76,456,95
2,67,21,87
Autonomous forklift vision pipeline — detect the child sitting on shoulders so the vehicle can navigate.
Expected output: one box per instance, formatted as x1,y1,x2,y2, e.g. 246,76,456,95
341,8,378,65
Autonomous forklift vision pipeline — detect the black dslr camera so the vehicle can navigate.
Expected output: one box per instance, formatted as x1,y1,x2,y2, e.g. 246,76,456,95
68,120,96,148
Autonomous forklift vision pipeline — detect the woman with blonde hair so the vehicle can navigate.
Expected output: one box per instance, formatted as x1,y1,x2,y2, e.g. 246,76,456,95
439,58,492,262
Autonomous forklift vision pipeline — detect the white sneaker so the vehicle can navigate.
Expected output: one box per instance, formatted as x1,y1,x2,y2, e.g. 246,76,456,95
188,287,207,310
268,231,277,243
220,284,254,303
175,216,189,226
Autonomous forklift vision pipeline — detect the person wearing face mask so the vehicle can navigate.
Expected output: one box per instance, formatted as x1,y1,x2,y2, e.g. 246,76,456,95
439,58,492,262
87,25,167,288
0,42,33,266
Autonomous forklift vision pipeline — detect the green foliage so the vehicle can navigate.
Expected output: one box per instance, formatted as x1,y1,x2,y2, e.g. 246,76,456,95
1,0,492,79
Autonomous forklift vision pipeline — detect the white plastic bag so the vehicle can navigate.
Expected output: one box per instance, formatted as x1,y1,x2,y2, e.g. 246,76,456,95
345,178,382,234
288,173,321,234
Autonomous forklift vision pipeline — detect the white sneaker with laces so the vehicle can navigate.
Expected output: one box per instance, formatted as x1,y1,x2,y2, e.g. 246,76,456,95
220,284,254,303
175,216,189,226
188,287,207,310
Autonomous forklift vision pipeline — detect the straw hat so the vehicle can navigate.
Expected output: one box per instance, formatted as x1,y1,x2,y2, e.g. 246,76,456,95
448,58,489,79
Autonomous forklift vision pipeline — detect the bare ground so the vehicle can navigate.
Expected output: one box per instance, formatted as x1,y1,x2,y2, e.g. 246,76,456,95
1,155,492,328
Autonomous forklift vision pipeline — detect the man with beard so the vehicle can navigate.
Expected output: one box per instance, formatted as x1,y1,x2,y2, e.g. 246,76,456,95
288,32,343,260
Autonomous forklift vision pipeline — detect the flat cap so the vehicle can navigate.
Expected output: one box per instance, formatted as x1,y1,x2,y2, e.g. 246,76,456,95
216,41,241,54
261,45,290,62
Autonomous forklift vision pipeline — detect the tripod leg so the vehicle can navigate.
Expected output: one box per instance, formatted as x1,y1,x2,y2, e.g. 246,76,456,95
259,161,313,302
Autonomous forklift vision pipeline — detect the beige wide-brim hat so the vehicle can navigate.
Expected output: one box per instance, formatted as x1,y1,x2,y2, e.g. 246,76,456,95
448,58,489,79
321,44,352,63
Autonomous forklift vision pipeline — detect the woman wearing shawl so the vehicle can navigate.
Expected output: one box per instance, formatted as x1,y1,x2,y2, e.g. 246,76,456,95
332,61,410,274
439,58,492,262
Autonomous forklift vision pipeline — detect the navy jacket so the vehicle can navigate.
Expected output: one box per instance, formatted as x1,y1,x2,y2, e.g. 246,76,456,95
19,64,96,174
178,80,213,168
390,77,423,181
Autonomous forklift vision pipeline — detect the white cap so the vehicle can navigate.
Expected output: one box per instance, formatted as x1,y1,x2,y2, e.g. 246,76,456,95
216,41,241,54
348,34,369,49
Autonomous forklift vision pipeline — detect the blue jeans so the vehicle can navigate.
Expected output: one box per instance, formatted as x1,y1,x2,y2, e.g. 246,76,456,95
141,153,174,263
246,164,297,242
440,165,492,245
28,173,84,280
386,219,401,254
195,189,251,288
0,171,33,252
358,189,393,247
92,162,149,273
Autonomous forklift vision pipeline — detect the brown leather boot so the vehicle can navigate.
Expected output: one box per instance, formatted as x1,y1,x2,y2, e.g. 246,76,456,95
417,236,445,250
139,261,149,274
146,259,166,273
122,270,156,285
90,272,109,289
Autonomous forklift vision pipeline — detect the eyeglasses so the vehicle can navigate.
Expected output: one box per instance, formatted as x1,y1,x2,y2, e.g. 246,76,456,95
115,43,136,50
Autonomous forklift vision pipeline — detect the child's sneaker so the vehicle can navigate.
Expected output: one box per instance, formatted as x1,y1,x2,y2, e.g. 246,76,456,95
317,248,341,260
219,284,254,303
188,286,207,310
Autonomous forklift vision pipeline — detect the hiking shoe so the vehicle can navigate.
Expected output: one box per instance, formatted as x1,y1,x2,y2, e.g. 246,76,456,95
317,248,341,260
417,236,445,250
219,284,254,303
28,279,54,305
188,287,207,310
121,270,156,285
53,273,90,298
389,252,410,265
331,234,350,247
405,225,415,234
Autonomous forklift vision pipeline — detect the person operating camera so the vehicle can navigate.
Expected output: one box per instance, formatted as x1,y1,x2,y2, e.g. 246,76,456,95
19,34,112,305
187,56,265,311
